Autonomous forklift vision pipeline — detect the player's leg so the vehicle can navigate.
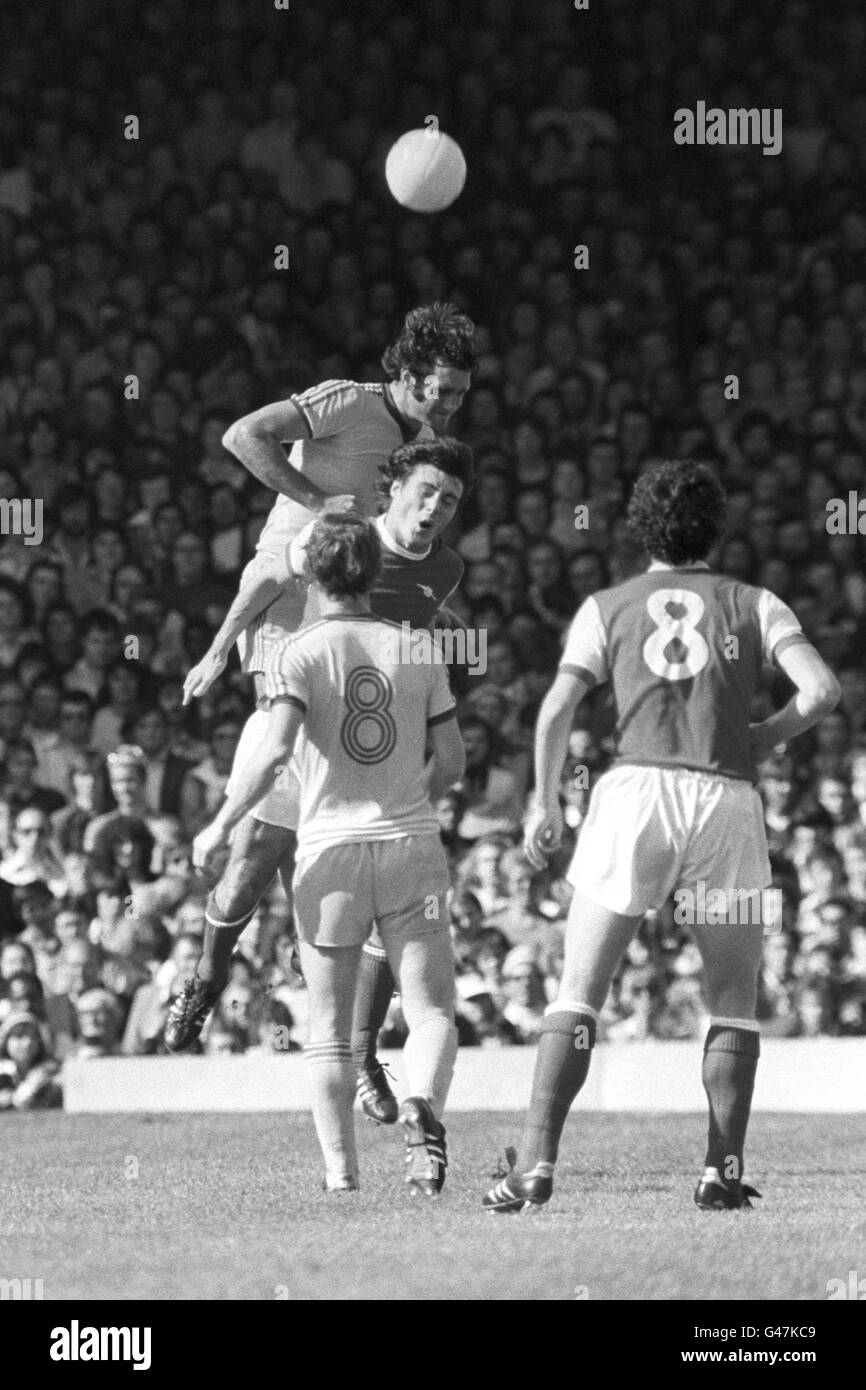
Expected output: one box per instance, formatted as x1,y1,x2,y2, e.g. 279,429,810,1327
351,922,399,1124
485,767,673,1211
376,837,456,1197
690,918,764,1209
167,729,302,1051
200,818,294,988
165,817,293,1051
684,777,769,1209
297,937,364,1191
486,890,639,1210
382,920,457,1123
292,842,376,1190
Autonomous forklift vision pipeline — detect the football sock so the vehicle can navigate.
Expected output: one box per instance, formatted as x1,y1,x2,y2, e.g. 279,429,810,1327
403,1013,458,1121
701,1017,760,1181
304,1039,359,1186
197,893,258,989
351,943,396,1073
516,1002,598,1171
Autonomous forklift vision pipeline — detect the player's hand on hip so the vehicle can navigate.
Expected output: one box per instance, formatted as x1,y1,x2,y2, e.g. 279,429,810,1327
524,803,564,869
749,722,785,766
183,650,227,704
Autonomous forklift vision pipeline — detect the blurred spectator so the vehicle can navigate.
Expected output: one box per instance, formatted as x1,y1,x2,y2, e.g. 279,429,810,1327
454,719,523,841
499,945,547,1042
71,988,125,1060
0,1012,62,1109
0,806,67,894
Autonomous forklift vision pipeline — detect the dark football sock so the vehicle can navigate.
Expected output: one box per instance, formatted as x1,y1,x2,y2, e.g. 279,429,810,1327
702,1020,760,1181
516,1006,598,1171
197,892,258,990
351,943,396,1073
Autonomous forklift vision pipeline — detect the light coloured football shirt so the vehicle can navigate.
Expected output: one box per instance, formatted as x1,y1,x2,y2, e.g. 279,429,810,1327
237,380,433,671
262,614,455,856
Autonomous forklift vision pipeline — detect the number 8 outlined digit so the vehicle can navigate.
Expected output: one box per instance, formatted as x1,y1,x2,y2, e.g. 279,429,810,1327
340,666,397,764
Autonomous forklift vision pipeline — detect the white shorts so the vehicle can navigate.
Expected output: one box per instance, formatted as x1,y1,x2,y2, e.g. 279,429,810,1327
225,708,301,831
567,763,772,917
293,834,451,948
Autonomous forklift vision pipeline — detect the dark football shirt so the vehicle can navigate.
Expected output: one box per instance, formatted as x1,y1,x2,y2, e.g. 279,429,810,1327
370,515,464,630
559,563,807,783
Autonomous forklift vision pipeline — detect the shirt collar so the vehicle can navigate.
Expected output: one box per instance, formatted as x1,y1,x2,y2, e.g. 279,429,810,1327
648,560,711,572
376,514,431,561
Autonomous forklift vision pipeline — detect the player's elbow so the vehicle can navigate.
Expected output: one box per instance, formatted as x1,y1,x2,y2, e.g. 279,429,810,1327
223,416,266,458
800,672,841,718
814,673,841,715
222,420,246,456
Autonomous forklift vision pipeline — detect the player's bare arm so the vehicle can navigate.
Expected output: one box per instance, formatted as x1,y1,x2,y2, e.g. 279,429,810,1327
525,670,590,868
192,698,303,873
222,399,355,511
183,551,297,703
750,642,841,762
424,714,465,803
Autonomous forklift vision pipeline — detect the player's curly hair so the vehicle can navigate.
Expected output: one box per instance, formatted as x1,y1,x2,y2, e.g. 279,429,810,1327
381,302,479,379
376,436,476,507
626,460,727,565
305,512,382,599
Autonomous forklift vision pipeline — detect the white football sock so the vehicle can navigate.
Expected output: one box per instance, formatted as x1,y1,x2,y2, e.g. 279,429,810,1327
304,1040,358,1184
403,1013,457,1121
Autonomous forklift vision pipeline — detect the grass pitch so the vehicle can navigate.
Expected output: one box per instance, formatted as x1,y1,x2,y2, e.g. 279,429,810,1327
1,1112,863,1301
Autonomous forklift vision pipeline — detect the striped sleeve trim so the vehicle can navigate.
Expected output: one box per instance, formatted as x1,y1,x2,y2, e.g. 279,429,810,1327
427,706,457,728
287,395,314,438
559,663,598,687
771,632,810,663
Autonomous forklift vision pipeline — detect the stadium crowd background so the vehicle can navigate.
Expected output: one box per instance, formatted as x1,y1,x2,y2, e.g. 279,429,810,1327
2,0,866,1104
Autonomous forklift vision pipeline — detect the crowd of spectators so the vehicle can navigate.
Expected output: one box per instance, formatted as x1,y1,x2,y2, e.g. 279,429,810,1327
2,0,866,1101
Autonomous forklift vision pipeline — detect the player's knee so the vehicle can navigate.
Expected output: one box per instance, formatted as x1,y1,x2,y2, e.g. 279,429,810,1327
704,972,759,1019
222,829,287,903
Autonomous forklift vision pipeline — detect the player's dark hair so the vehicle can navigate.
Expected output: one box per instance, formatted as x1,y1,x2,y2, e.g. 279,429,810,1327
377,436,475,505
381,302,479,379
306,513,382,599
626,460,727,565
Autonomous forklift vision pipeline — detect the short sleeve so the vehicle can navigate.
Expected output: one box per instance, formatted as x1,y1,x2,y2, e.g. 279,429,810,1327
262,638,310,711
559,596,608,687
288,380,361,440
757,589,808,666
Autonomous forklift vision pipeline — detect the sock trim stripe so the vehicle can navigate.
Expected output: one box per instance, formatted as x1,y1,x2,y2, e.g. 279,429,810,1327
205,907,257,930
362,943,388,960
710,1016,760,1033
545,999,600,1023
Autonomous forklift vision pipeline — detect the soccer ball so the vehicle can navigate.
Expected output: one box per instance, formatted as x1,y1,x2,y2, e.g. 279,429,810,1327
385,129,466,213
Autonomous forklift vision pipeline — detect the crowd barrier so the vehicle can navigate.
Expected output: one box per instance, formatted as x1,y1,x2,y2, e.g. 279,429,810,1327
63,1039,866,1113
